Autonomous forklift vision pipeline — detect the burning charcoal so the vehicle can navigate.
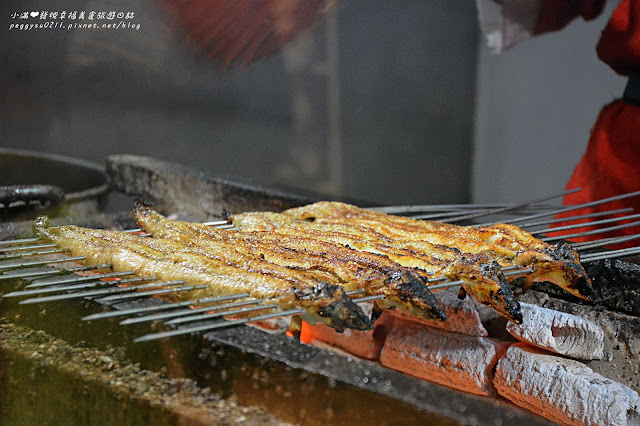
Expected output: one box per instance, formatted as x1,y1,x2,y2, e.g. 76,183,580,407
494,344,640,425
300,324,381,359
585,259,640,317
506,303,604,360
299,318,389,360
519,259,640,318
379,317,511,396
301,292,489,359
386,289,489,337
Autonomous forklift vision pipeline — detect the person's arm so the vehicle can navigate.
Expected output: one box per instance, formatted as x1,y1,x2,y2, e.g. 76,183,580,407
476,0,606,53
160,0,336,67
476,0,545,53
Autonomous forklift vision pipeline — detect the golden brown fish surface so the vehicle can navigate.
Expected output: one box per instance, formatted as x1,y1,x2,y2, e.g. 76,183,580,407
135,201,524,322
229,211,522,322
280,202,593,300
133,201,447,322
34,217,373,331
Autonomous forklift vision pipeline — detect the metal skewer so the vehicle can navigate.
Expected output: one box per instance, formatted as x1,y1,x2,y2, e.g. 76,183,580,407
121,289,367,325
4,271,139,297
0,255,86,273
410,209,503,221
444,188,580,223
368,203,560,215
574,233,640,251
147,301,274,326
96,283,208,302
519,208,633,229
0,260,101,281
18,276,157,304
25,270,137,288
427,280,469,291
352,294,385,304
369,204,503,214
133,308,305,343
542,219,640,243
0,237,42,246
28,279,187,303
422,265,521,286
82,293,252,321
485,189,640,227
581,247,640,262
426,268,533,291
0,248,69,261
120,298,264,325
531,212,640,236
0,243,59,254
3,272,139,298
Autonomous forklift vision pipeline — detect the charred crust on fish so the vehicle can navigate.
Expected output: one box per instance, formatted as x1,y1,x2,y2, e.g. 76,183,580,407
294,282,373,331
395,276,446,321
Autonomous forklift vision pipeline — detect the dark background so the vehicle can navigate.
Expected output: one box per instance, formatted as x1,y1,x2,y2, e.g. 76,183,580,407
1,0,479,205
3,0,624,206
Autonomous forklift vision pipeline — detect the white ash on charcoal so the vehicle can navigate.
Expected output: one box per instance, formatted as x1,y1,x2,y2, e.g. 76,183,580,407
518,289,640,393
494,344,640,426
379,316,511,396
506,302,604,360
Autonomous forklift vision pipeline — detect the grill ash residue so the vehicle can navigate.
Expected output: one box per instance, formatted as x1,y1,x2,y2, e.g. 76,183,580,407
514,259,640,317
0,322,289,425
551,241,580,262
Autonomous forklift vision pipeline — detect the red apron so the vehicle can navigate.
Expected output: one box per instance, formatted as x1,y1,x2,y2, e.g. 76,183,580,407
545,0,640,247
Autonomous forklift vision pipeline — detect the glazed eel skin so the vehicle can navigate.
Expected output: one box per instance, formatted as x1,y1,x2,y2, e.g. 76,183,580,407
278,202,594,300
34,217,373,331
132,200,448,323
134,201,522,323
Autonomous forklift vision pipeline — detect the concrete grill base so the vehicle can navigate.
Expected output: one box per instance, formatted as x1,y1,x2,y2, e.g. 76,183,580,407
0,323,285,425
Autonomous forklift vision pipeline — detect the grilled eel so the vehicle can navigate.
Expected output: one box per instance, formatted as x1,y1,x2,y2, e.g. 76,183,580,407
34,217,372,332
133,200,448,322
133,201,521,323
228,211,523,322
281,202,594,300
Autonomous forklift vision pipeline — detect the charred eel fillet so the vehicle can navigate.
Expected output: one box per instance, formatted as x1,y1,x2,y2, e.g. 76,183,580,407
230,212,522,322
318,216,593,300
34,217,372,331
281,202,594,300
133,200,446,322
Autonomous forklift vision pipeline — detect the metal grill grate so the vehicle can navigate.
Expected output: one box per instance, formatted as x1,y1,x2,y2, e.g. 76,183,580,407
2,190,640,343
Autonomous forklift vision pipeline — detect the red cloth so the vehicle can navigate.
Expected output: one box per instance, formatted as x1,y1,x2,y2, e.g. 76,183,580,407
547,0,640,248
597,0,640,75
554,100,640,246
534,0,606,34
162,0,333,66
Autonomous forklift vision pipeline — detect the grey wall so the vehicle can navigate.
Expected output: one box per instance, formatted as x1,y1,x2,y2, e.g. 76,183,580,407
472,1,626,204
2,0,479,206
